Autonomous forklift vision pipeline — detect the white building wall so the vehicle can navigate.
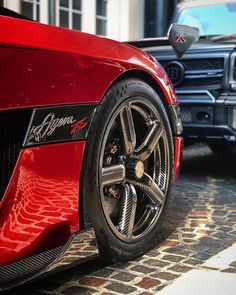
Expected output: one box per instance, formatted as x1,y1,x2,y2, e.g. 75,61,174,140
40,0,48,24
107,0,121,40
2,0,145,41
82,0,96,34
107,0,144,41
4,0,20,12
129,0,144,40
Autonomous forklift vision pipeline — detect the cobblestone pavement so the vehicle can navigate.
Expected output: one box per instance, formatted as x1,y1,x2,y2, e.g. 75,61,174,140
11,144,236,295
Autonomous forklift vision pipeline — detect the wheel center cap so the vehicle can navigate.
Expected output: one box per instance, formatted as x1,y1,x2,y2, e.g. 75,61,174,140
126,159,144,180
135,161,145,179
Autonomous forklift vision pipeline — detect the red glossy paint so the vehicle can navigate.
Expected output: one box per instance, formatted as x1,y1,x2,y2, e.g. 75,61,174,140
0,16,177,111
173,136,184,182
0,141,84,266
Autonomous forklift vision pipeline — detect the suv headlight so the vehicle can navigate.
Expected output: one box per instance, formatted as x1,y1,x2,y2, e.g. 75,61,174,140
228,106,236,129
229,52,236,91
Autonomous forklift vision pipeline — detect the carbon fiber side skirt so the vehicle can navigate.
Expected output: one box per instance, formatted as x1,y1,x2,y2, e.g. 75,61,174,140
0,228,98,292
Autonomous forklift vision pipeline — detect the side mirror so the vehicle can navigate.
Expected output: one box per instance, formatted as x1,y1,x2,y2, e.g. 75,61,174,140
168,24,199,58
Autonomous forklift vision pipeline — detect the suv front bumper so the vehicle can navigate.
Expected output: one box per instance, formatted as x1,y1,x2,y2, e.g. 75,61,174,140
177,91,236,143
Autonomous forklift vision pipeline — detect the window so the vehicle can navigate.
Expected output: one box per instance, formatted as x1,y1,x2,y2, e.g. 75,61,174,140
96,0,107,36
177,3,236,36
21,0,40,21
58,0,82,30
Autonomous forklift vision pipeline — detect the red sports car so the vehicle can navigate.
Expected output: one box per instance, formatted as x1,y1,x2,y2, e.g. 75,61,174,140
0,7,198,291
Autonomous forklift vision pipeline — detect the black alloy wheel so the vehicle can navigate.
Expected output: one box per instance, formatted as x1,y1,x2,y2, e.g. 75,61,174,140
82,78,174,261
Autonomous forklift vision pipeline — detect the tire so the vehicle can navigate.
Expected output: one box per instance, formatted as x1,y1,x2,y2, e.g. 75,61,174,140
209,142,236,155
82,78,174,262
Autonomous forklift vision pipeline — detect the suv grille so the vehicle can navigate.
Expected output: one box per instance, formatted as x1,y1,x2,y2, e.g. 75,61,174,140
159,57,225,88
0,109,32,201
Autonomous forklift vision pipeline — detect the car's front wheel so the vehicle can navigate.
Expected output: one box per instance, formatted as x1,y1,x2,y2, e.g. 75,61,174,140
82,78,174,261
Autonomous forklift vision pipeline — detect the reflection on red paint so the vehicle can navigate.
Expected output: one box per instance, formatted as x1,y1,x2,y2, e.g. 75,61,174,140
0,141,85,266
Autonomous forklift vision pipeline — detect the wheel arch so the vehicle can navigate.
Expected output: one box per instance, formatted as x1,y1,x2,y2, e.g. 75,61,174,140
108,69,177,137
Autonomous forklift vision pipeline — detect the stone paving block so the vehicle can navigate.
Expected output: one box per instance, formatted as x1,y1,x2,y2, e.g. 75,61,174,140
161,255,185,263
130,265,156,274
183,258,202,266
183,238,196,244
162,247,192,257
111,272,136,282
159,241,180,247
191,252,215,261
168,265,193,273
92,268,115,278
196,229,212,235
142,259,169,268
136,277,161,289
144,250,161,258
182,233,197,239
79,277,106,287
152,272,179,281
105,282,136,294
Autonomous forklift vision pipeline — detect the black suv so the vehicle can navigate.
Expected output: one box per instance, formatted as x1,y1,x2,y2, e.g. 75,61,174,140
138,0,236,154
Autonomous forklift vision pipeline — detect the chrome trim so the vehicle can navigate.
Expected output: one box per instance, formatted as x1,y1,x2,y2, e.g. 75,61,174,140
185,73,223,79
229,52,236,89
146,44,235,53
176,90,216,104
155,52,229,61
185,69,223,75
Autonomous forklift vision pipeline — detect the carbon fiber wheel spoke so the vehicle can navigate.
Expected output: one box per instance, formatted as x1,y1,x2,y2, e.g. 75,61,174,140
102,164,125,186
119,106,136,155
118,184,137,238
134,205,157,235
134,123,163,161
132,173,164,206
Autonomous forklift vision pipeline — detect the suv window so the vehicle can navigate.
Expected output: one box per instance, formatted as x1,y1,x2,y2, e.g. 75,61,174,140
176,3,236,35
